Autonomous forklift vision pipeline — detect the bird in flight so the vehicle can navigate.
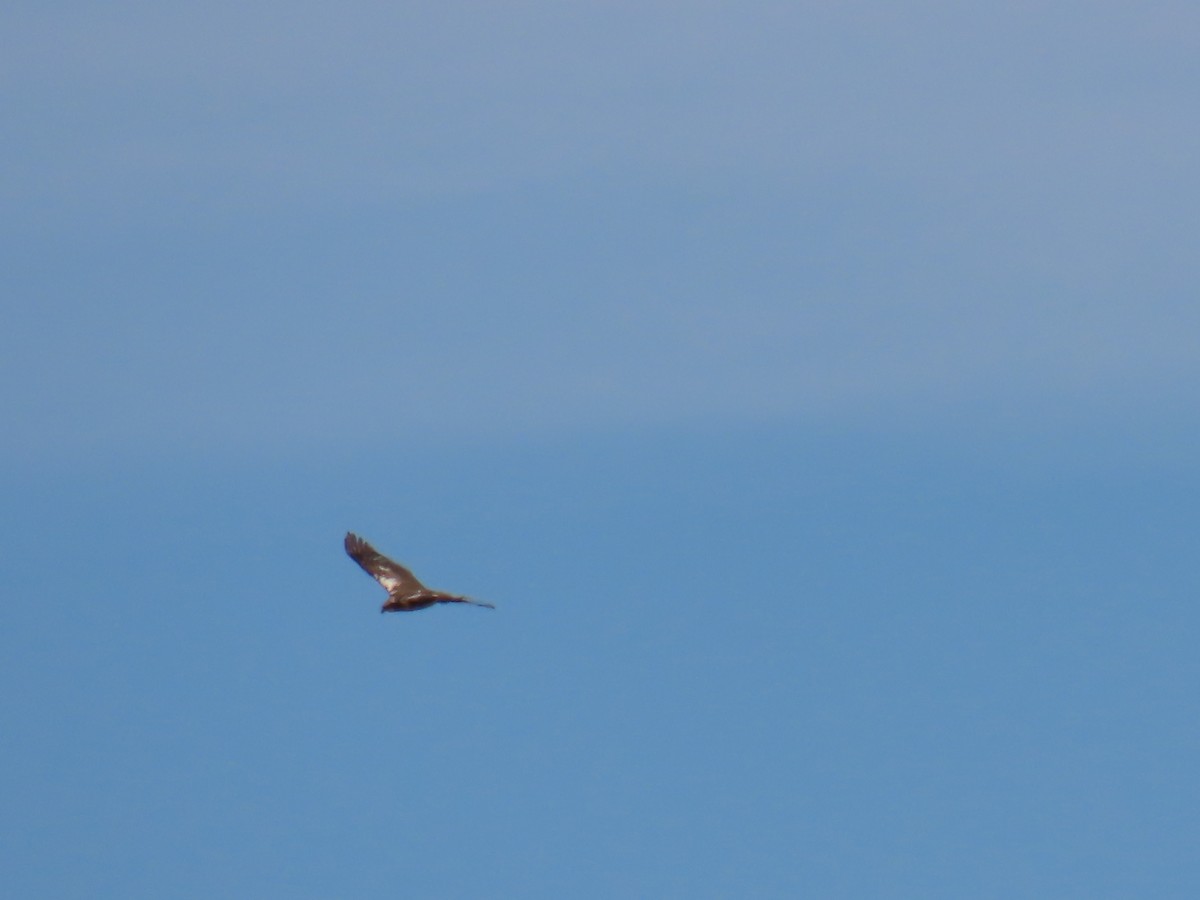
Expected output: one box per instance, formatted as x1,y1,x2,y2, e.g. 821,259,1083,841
344,532,495,613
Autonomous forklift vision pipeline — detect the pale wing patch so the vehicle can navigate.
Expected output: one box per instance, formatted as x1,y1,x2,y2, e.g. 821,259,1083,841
375,572,403,592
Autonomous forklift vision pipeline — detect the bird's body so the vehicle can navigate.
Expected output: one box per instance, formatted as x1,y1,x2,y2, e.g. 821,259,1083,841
344,532,495,613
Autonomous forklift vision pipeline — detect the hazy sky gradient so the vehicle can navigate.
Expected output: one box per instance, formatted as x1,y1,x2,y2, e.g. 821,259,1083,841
5,1,1199,463
3,3,1198,897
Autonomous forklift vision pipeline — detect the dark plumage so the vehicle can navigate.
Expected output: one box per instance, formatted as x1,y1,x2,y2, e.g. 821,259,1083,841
344,532,495,613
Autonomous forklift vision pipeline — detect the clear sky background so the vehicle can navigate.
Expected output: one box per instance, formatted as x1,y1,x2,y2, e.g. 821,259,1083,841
3,2,1198,897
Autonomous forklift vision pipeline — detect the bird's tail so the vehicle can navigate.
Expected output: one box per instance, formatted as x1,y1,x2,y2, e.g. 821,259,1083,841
460,596,496,609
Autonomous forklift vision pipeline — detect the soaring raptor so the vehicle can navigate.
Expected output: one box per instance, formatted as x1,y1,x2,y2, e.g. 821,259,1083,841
344,532,495,613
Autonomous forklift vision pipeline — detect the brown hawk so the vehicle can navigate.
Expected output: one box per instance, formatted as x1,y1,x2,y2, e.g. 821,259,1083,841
344,532,495,613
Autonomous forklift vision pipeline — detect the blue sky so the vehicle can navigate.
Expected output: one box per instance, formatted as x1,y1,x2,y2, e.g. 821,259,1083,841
3,2,1199,897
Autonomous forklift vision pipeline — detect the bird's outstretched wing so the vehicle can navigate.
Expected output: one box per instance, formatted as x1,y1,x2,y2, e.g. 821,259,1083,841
344,533,426,594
